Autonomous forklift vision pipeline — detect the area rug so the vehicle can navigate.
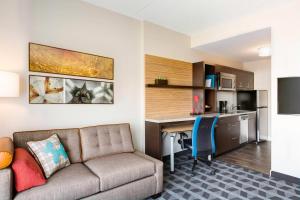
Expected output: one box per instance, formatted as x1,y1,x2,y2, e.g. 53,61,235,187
154,155,300,200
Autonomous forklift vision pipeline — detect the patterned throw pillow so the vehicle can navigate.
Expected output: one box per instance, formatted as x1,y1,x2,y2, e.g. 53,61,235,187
27,134,70,178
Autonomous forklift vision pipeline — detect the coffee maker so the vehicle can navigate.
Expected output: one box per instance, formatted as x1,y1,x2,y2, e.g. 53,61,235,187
219,101,228,113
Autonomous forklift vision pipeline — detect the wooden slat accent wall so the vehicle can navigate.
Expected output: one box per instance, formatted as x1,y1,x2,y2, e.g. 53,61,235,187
145,55,193,118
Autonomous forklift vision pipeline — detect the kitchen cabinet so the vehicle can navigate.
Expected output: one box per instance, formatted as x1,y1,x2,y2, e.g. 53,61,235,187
236,70,254,90
214,65,254,91
193,62,205,87
248,112,257,142
215,116,240,155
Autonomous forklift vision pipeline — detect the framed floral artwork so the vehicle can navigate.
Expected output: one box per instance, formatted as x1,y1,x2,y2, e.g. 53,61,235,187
29,75,114,104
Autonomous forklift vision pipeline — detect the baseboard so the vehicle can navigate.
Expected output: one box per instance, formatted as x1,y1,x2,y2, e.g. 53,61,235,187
271,171,300,184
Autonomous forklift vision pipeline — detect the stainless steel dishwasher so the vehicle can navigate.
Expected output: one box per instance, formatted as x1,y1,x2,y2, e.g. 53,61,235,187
239,114,249,144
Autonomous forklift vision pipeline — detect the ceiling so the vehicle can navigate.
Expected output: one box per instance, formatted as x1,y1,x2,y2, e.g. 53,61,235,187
195,28,271,62
83,0,293,36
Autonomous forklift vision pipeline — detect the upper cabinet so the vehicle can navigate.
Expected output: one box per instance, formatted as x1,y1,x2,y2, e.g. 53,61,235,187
192,62,205,87
236,70,254,91
214,64,254,91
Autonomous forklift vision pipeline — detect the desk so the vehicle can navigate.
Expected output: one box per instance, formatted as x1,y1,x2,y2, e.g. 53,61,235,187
145,112,257,171
145,114,218,162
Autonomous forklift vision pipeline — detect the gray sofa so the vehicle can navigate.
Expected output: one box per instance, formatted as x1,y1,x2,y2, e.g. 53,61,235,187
0,123,163,200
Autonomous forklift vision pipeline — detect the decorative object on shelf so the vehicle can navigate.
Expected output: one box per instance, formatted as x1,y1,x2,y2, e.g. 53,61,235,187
190,95,203,115
205,74,216,89
29,75,114,104
0,71,19,97
154,76,168,86
29,43,114,80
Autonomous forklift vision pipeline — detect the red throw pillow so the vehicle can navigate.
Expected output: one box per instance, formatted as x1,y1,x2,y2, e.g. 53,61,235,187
12,148,46,192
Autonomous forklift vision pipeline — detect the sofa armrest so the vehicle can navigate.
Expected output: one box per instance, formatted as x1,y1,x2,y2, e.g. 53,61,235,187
0,168,13,200
134,151,163,194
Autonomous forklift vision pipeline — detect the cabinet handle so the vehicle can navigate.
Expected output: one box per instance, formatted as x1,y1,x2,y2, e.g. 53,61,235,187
232,137,238,140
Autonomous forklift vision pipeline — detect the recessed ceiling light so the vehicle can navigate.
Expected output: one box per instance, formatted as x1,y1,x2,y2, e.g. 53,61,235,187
258,46,271,57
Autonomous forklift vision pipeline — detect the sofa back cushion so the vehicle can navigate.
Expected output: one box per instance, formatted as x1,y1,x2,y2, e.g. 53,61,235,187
80,123,134,161
13,129,81,163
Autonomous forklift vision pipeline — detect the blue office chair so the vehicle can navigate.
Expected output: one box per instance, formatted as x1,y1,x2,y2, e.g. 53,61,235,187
178,114,219,175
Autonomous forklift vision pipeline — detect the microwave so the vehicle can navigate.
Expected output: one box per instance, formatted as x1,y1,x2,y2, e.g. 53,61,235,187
218,72,236,91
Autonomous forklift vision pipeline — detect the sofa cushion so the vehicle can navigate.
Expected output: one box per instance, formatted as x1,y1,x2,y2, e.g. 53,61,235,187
27,135,70,178
12,148,46,192
14,163,100,200
80,123,134,161
0,137,13,169
84,153,155,191
13,128,81,163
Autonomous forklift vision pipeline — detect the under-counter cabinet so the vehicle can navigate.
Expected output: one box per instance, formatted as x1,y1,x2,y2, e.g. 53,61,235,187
215,116,240,155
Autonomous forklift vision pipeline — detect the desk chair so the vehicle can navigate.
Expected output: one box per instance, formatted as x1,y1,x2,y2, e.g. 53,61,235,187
177,115,219,175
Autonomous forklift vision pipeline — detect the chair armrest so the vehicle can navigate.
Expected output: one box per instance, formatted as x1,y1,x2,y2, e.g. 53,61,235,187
0,168,13,200
134,151,163,194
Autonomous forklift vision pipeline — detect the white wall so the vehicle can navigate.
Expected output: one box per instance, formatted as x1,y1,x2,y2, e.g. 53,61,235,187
243,58,271,140
0,0,145,151
144,21,242,67
191,1,300,178
243,59,271,91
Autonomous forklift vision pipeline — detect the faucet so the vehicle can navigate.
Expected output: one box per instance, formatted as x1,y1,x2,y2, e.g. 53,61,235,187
231,105,241,112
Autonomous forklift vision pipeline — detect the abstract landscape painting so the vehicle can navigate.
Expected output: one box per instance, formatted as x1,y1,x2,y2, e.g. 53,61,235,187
29,43,114,80
29,75,114,104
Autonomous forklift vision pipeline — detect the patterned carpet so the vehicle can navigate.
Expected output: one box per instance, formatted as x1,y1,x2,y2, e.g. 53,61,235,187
154,155,300,200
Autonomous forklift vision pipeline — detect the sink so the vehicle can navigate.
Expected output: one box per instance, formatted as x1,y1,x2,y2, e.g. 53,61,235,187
236,110,252,113
222,110,251,115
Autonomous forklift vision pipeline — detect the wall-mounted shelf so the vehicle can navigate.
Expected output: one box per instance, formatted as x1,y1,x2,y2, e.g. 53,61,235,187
205,87,217,91
146,84,204,89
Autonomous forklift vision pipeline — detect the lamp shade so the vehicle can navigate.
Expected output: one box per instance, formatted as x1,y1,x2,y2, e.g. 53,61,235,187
0,71,19,97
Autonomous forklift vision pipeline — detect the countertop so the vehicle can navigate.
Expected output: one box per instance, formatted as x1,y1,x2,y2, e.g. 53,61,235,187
145,111,256,123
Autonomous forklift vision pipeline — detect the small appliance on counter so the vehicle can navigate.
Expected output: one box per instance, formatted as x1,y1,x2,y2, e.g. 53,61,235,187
204,104,212,112
219,100,228,113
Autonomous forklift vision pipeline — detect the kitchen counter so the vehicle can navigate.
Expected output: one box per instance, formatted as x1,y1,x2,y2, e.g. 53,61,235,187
145,110,256,123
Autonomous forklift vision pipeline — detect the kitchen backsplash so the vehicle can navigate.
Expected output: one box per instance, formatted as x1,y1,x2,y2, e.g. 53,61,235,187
216,91,237,112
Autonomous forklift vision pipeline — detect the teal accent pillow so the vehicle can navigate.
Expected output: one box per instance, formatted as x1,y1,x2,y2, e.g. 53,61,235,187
27,134,70,178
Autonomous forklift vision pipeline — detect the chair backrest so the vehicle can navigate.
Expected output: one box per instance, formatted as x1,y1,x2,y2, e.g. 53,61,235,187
192,114,219,158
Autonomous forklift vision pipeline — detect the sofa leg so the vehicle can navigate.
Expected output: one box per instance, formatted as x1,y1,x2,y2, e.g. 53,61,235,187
151,193,162,199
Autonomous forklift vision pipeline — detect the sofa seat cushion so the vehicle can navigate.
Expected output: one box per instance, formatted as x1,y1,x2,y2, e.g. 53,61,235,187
14,163,100,200
84,153,155,192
